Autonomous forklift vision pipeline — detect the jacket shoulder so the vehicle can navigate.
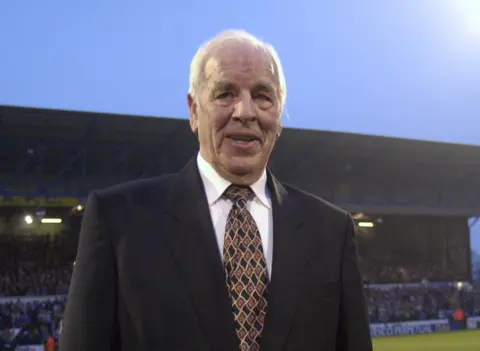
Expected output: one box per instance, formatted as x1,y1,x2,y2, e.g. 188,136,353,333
92,174,177,206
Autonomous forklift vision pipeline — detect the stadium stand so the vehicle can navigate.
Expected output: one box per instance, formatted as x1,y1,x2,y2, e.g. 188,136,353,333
1,105,480,349
0,296,65,350
366,284,478,323
0,235,72,297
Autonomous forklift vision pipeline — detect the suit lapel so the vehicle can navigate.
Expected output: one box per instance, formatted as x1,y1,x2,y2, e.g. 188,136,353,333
163,158,238,351
261,172,305,351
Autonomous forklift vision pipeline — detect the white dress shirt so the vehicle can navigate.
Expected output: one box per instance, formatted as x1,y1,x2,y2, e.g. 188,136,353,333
197,153,273,276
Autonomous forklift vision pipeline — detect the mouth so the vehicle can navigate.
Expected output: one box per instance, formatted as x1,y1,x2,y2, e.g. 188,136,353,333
227,134,261,149
229,135,259,142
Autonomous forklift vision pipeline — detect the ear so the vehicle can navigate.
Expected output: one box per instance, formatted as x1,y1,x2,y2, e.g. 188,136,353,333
187,93,198,134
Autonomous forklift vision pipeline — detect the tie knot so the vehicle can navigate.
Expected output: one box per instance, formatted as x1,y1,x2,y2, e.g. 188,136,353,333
224,185,254,203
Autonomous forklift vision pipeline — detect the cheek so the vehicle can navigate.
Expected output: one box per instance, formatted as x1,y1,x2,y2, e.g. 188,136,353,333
198,105,222,131
210,111,232,147
212,107,232,130
259,112,281,136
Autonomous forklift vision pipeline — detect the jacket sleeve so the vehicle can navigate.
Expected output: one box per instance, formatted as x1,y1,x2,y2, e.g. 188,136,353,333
59,192,120,351
336,214,373,351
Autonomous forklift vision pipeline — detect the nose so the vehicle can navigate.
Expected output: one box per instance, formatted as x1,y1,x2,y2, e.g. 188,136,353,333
232,93,256,122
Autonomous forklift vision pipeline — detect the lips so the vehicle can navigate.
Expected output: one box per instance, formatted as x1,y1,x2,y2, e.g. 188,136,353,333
227,133,261,143
226,133,261,151
229,135,257,142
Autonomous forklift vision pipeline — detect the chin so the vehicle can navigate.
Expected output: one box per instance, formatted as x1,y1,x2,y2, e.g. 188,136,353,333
228,165,254,177
225,156,262,175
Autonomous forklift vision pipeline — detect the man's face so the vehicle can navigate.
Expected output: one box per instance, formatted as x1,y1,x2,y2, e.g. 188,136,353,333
188,42,282,185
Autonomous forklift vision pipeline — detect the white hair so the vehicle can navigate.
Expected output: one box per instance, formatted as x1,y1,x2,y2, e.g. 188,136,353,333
188,30,287,112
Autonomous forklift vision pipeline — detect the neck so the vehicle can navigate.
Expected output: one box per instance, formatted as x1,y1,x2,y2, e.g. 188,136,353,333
222,172,260,186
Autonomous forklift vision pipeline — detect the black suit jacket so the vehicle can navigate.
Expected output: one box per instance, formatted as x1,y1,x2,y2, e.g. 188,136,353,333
60,158,372,351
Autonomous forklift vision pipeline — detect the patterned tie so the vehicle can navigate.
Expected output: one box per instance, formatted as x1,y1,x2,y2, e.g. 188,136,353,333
223,185,269,351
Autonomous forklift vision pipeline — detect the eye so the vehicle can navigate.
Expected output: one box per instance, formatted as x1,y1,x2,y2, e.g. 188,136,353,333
253,93,274,109
216,91,235,100
253,93,272,101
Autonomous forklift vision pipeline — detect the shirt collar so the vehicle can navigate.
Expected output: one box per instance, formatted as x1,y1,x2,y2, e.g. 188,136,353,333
197,153,271,208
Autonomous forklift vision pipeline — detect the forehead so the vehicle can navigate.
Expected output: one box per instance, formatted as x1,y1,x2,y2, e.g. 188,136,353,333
204,42,276,88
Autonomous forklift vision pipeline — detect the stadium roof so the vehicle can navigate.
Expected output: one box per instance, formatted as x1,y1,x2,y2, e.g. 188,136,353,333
2,104,479,164
1,105,480,216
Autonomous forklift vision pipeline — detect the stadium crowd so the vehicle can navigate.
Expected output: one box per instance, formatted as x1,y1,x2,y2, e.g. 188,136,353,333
366,285,478,323
0,234,479,349
0,235,71,297
360,261,460,284
0,297,64,350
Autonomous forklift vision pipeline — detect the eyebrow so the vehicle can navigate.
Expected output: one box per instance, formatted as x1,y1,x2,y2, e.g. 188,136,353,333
212,81,235,92
251,81,276,95
212,79,277,95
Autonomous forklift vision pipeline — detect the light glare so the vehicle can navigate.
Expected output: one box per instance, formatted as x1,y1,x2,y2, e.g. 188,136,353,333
455,0,480,37
41,218,62,224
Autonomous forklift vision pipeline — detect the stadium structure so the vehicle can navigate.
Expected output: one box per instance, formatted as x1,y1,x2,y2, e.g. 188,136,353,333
1,105,480,348
1,105,478,282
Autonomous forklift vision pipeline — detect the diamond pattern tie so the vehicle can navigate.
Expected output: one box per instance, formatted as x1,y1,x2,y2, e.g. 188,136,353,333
223,185,269,351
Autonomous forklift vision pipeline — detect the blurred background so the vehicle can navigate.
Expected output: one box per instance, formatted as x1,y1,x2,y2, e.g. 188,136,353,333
1,1,479,350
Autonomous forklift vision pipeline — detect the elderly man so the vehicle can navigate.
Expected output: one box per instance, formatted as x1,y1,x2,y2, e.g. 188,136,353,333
60,30,372,351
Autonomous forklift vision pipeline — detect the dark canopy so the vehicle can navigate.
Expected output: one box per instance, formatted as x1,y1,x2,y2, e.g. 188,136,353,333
1,105,479,216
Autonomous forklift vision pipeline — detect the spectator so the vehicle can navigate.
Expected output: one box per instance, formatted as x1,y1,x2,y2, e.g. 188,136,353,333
0,298,66,348
0,235,73,297
365,285,478,323
0,231,479,341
